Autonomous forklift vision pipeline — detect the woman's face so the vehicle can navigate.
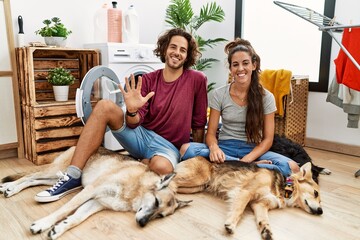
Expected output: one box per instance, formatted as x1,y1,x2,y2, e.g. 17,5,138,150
230,51,256,85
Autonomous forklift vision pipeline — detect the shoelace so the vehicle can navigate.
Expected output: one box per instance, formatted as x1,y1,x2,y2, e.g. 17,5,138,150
47,171,70,192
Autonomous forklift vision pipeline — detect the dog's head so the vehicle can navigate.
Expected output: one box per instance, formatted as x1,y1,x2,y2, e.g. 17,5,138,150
135,173,191,227
286,162,323,215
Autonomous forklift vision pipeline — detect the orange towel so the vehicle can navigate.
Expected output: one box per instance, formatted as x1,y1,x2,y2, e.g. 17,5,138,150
260,69,292,116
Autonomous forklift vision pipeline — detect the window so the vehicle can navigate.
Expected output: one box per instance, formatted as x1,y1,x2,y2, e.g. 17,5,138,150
235,0,336,92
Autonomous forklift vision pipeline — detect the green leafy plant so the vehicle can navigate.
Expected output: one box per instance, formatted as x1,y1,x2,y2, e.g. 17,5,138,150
35,17,72,39
47,67,75,86
165,0,227,91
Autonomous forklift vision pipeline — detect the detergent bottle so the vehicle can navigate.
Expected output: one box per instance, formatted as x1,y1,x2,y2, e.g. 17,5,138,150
94,3,109,43
107,1,122,42
123,5,139,43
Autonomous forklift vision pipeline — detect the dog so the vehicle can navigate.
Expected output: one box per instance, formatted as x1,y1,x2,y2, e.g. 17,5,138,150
270,134,331,183
0,147,190,240
173,157,323,240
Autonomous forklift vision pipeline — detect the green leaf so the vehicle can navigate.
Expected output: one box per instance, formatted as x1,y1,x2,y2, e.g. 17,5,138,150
193,58,219,71
193,2,225,31
165,0,193,29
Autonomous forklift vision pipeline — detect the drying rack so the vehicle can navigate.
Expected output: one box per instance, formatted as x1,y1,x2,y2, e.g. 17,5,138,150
274,1,360,178
274,1,360,71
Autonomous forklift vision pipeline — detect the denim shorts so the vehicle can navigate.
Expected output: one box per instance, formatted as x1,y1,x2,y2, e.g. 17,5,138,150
111,124,180,168
182,139,292,177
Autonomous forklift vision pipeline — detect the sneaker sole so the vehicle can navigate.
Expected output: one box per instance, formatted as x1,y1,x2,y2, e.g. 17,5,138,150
34,186,83,203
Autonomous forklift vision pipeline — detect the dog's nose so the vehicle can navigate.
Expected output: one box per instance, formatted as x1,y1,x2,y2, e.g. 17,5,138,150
316,207,323,215
311,207,323,215
137,217,148,227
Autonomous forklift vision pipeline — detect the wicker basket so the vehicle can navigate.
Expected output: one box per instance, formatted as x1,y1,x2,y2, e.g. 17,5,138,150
274,78,309,146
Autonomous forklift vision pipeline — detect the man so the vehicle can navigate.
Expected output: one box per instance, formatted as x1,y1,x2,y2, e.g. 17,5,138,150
35,28,209,203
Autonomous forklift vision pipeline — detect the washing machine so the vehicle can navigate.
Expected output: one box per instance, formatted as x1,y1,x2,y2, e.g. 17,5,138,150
76,43,164,151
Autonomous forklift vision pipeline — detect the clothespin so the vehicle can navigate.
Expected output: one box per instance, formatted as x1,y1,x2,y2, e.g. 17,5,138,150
329,16,336,26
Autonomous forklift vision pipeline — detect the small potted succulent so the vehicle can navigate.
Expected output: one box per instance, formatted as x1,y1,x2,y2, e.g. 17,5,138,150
35,17,72,47
47,67,75,101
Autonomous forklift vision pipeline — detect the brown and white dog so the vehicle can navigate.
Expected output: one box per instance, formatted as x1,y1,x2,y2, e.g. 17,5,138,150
173,156,323,240
0,147,190,240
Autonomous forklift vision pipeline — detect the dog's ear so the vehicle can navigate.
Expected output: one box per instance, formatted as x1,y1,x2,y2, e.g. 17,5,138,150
176,199,192,209
298,162,313,181
157,173,176,190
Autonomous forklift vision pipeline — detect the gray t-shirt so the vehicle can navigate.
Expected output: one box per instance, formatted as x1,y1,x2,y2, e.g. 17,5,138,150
209,84,276,142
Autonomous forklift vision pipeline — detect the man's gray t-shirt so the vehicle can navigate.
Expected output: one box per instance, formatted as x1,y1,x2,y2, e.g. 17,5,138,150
209,84,276,142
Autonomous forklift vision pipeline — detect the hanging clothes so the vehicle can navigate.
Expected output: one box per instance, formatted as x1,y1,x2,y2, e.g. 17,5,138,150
334,28,360,91
326,75,360,128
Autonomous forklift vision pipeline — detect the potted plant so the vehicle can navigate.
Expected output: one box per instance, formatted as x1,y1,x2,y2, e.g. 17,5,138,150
47,67,75,101
35,17,72,47
165,0,227,92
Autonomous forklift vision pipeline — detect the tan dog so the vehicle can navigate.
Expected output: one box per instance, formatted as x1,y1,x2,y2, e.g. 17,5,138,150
0,147,190,240
173,156,322,240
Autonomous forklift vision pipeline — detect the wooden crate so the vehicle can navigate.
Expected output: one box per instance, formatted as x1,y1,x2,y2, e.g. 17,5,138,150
22,102,83,165
274,78,309,146
16,47,100,106
15,47,100,164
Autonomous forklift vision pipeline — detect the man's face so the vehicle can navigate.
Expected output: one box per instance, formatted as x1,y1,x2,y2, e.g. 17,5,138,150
165,36,188,70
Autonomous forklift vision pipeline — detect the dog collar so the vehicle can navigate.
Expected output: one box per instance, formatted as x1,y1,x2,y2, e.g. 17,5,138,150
284,177,294,199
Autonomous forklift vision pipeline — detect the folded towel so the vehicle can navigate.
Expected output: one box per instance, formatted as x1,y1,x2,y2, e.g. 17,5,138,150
260,69,292,116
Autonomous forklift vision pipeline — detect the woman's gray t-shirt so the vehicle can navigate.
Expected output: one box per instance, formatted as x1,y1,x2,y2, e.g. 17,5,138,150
209,84,276,142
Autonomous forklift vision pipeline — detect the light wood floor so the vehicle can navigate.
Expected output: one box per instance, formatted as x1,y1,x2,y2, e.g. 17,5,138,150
0,148,359,240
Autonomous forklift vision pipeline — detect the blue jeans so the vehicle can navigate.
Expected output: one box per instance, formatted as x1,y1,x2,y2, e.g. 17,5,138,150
182,139,292,177
112,125,180,168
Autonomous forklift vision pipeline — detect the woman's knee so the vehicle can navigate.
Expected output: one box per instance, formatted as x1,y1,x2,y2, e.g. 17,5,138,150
179,143,190,157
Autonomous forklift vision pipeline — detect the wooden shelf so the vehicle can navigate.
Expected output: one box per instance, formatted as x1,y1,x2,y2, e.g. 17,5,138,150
15,47,100,164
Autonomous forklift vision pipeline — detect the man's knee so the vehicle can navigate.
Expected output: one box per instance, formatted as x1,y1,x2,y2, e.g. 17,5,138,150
93,99,118,115
149,156,174,175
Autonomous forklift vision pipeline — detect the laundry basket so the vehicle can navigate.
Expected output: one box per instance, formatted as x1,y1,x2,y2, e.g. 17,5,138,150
274,78,309,146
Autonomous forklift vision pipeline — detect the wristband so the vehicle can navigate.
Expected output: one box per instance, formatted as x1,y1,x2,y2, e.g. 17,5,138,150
126,110,138,117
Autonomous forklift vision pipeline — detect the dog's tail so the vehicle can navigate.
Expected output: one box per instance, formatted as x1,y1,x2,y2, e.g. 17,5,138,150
1,173,26,183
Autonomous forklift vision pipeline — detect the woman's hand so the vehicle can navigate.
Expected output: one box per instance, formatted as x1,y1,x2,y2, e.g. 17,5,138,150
119,74,154,113
209,144,225,163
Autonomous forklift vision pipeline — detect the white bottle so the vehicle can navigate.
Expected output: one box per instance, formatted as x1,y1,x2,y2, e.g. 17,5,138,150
123,5,139,44
94,3,109,43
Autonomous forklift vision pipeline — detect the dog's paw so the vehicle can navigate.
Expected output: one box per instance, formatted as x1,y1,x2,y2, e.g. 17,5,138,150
320,168,332,175
30,219,53,235
47,221,67,240
355,169,360,178
224,223,235,234
0,183,17,197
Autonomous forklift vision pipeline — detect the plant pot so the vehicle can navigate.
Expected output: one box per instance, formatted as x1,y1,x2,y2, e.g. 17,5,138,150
53,85,69,101
44,37,67,47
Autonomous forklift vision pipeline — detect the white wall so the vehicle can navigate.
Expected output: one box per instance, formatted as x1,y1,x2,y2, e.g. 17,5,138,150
9,0,360,147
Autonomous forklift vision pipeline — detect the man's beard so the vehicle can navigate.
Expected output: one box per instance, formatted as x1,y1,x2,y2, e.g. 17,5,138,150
166,55,185,70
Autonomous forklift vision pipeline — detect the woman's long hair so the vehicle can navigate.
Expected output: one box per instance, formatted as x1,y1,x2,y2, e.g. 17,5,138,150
225,38,265,144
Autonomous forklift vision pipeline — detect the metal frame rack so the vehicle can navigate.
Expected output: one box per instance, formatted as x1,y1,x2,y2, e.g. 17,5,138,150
274,1,360,71
274,1,360,178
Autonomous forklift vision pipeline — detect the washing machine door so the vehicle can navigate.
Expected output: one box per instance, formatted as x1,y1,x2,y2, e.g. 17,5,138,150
75,66,124,126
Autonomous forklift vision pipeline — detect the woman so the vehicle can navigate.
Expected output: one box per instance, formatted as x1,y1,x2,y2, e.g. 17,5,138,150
180,38,299,177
